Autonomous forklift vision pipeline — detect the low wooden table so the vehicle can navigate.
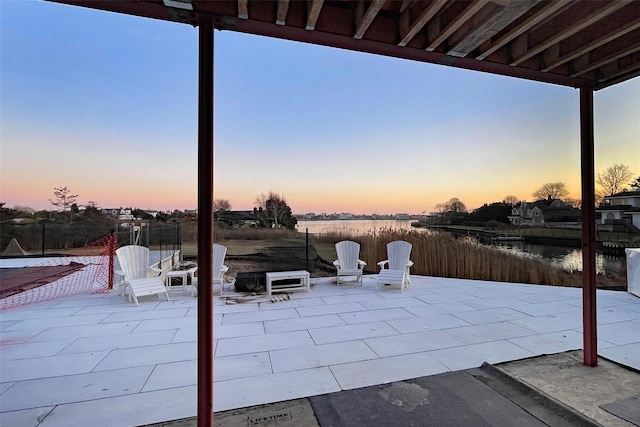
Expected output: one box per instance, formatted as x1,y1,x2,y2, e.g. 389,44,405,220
165,266,198,295
266,270,310,296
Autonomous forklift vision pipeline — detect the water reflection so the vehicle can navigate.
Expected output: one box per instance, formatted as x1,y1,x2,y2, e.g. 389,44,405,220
297,220,627,277
492,241,626,276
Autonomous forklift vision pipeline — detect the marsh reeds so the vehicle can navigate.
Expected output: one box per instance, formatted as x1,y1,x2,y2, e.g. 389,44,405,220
315,228,581,287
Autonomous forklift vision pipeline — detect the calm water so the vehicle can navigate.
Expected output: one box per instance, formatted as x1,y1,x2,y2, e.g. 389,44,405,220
297,219,626,276
492,241,626,276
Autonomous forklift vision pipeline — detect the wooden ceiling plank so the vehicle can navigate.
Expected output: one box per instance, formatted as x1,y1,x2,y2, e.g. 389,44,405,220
598,54,640,83
511,1,630,66
572,41,640,77
306,0,324,30
426,0,489,52
542,18,640,72
354,0,385,39
398,0,447,47
448,0,539,58
475,0,569,60
238,0,248,19
276,0,290,25
399,0,413,15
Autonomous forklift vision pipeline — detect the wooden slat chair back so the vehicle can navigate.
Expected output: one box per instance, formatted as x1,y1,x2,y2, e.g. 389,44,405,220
193,243,230,296
116,245,168,306
116,245,152,281
376,240,413,293
333,240,366,286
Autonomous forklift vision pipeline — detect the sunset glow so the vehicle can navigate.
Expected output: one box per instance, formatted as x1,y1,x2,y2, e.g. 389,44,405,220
1,2,638,215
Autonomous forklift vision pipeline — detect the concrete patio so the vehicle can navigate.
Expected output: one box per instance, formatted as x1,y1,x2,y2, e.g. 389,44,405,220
1,275,639,426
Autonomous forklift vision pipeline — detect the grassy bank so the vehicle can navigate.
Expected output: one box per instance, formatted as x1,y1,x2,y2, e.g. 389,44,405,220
315,229,584,287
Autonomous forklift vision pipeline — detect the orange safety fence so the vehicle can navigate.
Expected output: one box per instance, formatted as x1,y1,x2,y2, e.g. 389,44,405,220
0,234,116,310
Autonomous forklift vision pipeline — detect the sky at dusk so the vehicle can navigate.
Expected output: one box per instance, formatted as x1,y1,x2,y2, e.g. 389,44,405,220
1,1,639,215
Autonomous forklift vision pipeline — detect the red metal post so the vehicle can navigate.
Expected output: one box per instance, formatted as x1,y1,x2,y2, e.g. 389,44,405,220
580,87,597,367
197,17,214,427
108,231,115,290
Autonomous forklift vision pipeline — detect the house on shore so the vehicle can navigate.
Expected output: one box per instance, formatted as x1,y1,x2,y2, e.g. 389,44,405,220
508,198,580,226
596,190,640,232
215,210,259,228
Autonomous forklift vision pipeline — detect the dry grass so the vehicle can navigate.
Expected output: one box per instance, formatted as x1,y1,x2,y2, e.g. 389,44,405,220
316,229,582,287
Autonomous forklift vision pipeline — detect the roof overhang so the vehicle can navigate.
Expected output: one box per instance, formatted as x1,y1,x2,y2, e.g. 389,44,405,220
47,0,640,90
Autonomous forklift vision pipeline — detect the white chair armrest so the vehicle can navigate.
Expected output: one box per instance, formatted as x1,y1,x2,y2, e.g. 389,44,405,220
221,265,229,273
186,267,198,279
148,266,162,276
377,260,389,269
358,260,367,268
333,260,340,268
407,261,414,268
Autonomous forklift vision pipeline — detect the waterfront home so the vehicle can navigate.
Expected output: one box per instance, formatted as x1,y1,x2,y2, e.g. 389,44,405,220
597,190,640,231
508,198,580,226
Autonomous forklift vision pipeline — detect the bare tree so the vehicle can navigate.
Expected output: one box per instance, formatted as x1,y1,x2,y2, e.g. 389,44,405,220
213,198,231,212
597,164,633,196
444,197,467,213
631,176,640,190
49,186,78,212
255,192,294,228
532,182,569,201
564,198,582,209
503,195,519,206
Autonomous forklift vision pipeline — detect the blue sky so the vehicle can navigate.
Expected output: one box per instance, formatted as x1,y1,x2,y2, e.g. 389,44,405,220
1,1,639,215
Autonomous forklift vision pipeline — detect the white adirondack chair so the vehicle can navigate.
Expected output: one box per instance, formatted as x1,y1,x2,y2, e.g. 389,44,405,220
192,243,230,296
116,245,169,306
333,240,366,285
376,240,413,293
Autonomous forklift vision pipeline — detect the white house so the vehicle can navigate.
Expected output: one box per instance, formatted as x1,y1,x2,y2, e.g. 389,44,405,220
597,190,640,231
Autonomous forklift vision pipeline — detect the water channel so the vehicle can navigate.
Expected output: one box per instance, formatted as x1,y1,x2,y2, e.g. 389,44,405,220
297,219,627,276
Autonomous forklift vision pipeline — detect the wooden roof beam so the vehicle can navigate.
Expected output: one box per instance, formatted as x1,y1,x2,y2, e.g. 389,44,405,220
475,0,570,60
426,0,489,52
306,0,324,30
447,0,539,58
571,41,640,77
354,0,385,39
598,52,640,84
238,0,248,19
511,1,630,66
543,17,640,72
398,0,413,15
276,0,290,25
397,0,447,47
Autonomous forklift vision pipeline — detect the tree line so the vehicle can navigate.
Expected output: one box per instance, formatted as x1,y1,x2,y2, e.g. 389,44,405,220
433,164,639,226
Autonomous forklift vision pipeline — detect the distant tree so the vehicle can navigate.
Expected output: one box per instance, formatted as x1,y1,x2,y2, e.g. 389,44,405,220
49,186,78,212
171,209,185,219
532,182,569,201
213,198,231,212
470,202,512,223
564,198,582,209
156,211,170,222
503,195,519,206
444,197,467,214
213,199,232,221
255,192,297,229
631,176,640,190
597,164,633,196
